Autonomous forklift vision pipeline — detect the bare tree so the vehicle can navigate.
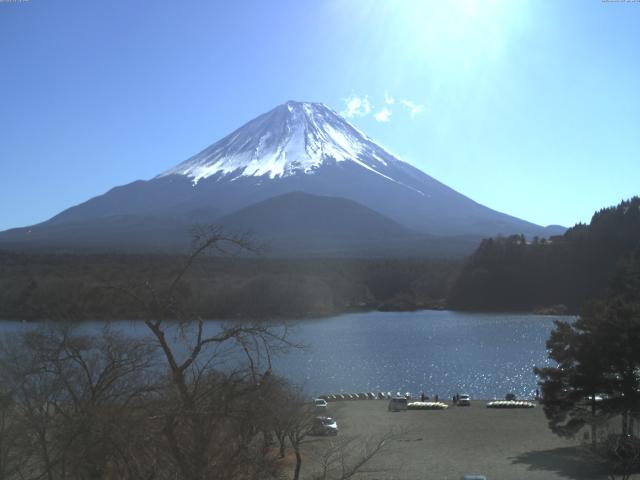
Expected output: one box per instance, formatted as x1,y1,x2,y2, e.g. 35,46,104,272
277,388,405,480
0,227,403,480
284,391,315,480
0,391,25,480
259,374,295,459
0,323,158,480
310,430,403,480
109,227,298,479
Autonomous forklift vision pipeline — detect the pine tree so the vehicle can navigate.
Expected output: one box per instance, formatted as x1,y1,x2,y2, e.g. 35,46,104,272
535,248,640,444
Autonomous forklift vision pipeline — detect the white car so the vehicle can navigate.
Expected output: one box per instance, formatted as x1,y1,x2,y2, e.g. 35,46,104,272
388,396,408,412
458,394,471,406
311,416,338,436
314,398,328,409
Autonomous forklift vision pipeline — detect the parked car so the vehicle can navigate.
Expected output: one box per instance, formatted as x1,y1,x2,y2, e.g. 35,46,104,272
311,416,338,436
589,393,609,402
462,475,487,480
388,396,408,412
314,398,328,409
458,394,471,406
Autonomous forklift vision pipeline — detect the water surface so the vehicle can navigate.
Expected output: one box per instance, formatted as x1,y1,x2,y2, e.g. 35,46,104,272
276,310,569,399
1,310,571,399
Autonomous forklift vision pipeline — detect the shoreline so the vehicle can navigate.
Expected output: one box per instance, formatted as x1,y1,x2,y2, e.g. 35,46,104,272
0,305,576,323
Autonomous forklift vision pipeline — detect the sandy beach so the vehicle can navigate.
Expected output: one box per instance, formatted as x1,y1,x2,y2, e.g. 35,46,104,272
300,399,612,480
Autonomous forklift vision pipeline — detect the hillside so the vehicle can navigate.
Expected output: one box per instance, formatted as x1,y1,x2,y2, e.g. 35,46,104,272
216,192,480,257
448,197,640,313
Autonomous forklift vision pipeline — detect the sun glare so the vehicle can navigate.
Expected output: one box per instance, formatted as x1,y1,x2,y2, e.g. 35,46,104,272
334,0,530,81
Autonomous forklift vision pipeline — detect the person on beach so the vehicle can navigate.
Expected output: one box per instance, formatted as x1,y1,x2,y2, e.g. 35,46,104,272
421,392,425,402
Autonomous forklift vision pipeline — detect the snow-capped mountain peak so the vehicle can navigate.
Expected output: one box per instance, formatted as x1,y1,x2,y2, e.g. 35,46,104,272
159,101,403,184
0,100,560,253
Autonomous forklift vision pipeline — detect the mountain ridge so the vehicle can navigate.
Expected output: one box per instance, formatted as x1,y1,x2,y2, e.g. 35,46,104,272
0,100,565,255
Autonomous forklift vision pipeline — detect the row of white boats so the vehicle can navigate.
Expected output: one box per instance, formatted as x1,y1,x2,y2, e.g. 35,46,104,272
407,401,449,410
486,400,536,409
319,392,387,401
319,392,422,401
318,393,537,409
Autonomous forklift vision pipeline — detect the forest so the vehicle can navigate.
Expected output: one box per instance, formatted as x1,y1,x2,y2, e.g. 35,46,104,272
0,251,460,321
449,197,640,313
2,197,638,321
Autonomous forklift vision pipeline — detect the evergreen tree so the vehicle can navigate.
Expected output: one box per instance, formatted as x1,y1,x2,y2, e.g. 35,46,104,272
535,249,640,444
451,196,640,312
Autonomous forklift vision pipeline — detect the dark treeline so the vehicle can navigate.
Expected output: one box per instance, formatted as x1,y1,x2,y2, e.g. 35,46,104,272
450,197,640,313
0,252,461,320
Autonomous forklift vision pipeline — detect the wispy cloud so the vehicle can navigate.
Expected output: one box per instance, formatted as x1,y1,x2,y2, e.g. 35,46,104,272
340,94,424,123
399,100,425,117
342,95,372,118
374,106,392,122
384,92,395,105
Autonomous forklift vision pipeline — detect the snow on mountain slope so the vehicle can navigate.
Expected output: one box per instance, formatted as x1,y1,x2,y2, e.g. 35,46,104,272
0,99,565,254
159,101,421,193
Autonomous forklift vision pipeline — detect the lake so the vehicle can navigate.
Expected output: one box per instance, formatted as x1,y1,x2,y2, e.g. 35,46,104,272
0,310,571,399
276,310,571,399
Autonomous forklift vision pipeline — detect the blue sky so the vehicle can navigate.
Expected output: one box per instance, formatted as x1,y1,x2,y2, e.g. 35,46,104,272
1,0,638,231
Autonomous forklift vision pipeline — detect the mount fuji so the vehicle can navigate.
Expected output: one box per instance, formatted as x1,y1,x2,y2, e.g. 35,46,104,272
0,101,564,256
